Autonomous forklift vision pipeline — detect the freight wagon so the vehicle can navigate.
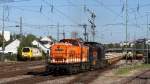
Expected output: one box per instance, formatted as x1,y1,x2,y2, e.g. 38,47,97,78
22,47,42,60
46,39,122,74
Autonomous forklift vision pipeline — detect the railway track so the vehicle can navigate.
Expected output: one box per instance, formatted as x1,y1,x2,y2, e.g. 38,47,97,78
0,60,125,84
0,68,77,84
4,75,67,84
120,70,150,84
0,60,75,84
67,60,141,84
0,61,45,78
67,69,104,84
67,60,127,84
0,61,44,69
0,53,131,84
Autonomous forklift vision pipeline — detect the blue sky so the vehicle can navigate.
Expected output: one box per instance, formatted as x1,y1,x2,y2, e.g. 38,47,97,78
0,0,150,43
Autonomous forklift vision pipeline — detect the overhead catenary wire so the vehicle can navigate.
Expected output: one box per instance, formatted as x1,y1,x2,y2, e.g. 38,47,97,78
0,0,31,4
0,0,150,42
95,0,123,18
0,0,148,26
11,5,53,22
42,0,79,24
0,0,65,28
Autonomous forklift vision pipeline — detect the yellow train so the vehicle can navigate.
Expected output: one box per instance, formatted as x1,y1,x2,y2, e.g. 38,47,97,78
21,47,42,60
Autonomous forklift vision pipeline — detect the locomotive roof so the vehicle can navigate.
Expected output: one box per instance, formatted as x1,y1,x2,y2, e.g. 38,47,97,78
60,38,84,42
84,42,103,45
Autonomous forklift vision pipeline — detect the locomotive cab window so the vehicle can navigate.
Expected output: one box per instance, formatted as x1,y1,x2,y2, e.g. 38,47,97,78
72,41,79,46
60,39,79,46
22,48,30,52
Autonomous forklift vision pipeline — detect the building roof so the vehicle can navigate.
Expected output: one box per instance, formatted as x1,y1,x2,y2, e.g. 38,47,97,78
40,36,52,42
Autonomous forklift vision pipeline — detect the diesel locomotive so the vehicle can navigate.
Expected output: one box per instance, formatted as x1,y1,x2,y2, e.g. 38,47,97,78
46,38,108,74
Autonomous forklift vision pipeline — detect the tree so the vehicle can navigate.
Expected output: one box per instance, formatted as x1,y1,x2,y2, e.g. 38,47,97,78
20,34,37,47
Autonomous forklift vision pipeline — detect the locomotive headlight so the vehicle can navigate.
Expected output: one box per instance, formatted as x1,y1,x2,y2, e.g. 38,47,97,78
52,58,55,63
63,58,66,63
66,59,69,63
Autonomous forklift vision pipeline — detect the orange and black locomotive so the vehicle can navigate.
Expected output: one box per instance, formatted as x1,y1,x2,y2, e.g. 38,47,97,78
46,39,106,74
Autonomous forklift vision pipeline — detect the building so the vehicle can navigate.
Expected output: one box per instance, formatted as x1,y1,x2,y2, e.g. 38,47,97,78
39,36,53,48
0,39,20,54
32,36,54,53
0,31,10,42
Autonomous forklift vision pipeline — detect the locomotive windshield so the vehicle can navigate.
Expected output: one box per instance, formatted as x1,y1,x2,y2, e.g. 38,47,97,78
60,39,79,46
22,48,30,52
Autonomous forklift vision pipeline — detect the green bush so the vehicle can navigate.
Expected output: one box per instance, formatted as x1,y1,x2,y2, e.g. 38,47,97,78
0,53,17,61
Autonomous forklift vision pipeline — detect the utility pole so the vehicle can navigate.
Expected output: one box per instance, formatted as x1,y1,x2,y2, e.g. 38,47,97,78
60,30,65,39
62,30,65,39
83,24,88,41
83,0,89,42
20,17,23,41
125,0,128,63
146,13,149,64
2,6,5,61
71,31,78,39
125,0,128,44
57,23,59,41
91,13,96,42
85,8,96,42
88,11,96,42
